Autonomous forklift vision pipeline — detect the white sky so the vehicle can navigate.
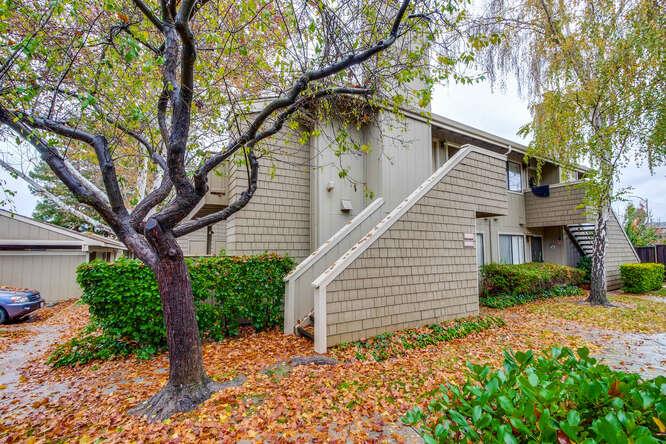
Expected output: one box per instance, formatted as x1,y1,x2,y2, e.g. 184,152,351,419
1,78,665,221
430,81,666,222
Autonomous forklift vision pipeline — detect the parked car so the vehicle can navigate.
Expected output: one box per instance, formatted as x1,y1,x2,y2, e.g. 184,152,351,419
0,286,45,324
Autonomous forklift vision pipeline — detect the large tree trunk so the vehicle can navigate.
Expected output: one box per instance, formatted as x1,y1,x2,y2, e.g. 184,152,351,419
588,206,609,305
129,222,220,421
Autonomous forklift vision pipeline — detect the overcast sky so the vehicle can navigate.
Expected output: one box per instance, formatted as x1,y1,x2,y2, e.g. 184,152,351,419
1,78,664,221
430,81,666,222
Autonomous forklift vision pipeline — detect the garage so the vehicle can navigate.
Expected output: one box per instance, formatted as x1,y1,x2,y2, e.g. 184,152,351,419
0,210,125,303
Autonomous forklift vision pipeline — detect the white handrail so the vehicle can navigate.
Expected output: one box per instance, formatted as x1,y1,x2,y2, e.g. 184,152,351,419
311,144,506,353
284,198,385,282
283,197,386,333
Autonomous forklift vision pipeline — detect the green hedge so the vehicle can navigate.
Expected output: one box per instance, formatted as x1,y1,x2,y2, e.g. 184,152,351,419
403,347,666,443
620,263,665,293
49,254,293,366
481,262,584,297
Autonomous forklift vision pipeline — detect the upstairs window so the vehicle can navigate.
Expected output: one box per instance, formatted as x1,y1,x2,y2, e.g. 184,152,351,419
507,161,522,191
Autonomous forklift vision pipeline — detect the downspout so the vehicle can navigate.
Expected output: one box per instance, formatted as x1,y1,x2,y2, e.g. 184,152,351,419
488,219,493,261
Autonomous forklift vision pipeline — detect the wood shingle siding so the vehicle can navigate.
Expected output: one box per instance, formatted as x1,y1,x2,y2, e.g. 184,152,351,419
226,130,311,261
524,183,594,228
312,147,507,350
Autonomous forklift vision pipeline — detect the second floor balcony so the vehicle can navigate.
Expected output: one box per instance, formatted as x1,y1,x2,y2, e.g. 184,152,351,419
524,181,594,228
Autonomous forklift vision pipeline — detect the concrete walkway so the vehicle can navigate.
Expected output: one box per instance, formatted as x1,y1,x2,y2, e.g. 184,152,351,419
0,323,71,417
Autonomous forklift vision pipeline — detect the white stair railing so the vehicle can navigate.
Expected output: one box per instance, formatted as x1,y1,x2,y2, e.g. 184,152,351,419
283,198,386,334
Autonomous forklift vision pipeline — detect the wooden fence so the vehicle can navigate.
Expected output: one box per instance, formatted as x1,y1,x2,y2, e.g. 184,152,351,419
635,245,666,266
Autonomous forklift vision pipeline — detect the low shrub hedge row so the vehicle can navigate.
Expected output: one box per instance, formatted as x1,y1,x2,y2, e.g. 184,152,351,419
481,262,584,297
49,254,294,367
402,347,666,443
340,316,506,362
480,284,583,309
620,263,664,293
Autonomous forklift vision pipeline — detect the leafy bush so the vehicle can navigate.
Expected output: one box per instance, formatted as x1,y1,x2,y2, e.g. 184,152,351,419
402,347,666,444
620,263,665,293
480,285,583,309
481,262,584,297
50,254,293,366
342,316,505,362
577,256,592,283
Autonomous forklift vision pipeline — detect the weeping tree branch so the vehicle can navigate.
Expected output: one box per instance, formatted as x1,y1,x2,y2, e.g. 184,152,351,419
0,158,114,234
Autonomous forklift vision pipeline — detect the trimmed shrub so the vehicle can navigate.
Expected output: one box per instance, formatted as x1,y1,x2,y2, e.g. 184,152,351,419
49,254,293,366
481,262,584,296
620,263,665,293
402,347,666,443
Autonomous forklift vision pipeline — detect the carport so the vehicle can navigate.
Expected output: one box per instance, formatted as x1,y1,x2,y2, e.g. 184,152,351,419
0,210,125,303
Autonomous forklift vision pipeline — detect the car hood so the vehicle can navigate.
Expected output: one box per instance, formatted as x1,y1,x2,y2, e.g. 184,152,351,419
0,287,40,298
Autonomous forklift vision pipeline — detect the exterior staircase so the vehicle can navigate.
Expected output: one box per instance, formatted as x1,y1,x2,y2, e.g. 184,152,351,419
566,223,595,256
284,145,509,352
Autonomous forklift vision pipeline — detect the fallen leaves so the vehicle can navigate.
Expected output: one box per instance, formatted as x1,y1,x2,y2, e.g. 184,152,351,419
522,293,666,333
0,292,661,442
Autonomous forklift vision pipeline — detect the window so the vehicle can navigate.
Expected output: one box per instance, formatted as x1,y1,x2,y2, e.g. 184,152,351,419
432,140,448,171
476,233,484,267
499,234,525,264
507,161,523,191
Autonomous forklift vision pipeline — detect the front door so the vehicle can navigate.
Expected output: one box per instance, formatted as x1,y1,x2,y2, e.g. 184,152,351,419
530,236,543,262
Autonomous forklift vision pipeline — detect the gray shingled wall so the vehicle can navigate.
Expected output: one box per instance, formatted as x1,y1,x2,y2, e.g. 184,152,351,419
225,131,311,261
323,150,507,346
606,211,639,290
524,184,593,228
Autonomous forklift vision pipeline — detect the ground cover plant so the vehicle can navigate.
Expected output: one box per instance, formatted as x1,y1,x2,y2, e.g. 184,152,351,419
334,316,506,362
481,284,583,309
49,254,293,367
402,347,666,443
525,294,666,333
620,263,665,294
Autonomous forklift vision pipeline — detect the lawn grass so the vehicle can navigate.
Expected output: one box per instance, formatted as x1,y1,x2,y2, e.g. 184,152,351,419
648,286,666,296
524,294,666,333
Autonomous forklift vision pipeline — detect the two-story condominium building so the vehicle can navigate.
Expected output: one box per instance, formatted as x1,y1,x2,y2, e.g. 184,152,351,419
177,103,638,353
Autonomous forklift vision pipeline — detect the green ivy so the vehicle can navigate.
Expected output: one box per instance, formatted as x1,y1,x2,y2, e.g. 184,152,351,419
402,347,666,443
49,254,294,367
481,263,584,297
347,316,505,362
620,263,665,294
480,285,584,309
